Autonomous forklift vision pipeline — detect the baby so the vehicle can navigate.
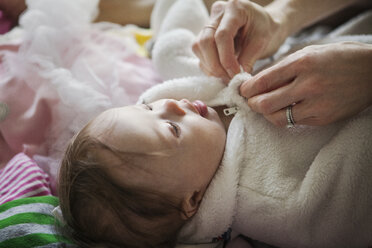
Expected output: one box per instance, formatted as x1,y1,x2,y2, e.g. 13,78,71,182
57,0,372,247
58,99,232,247
57,76,372,248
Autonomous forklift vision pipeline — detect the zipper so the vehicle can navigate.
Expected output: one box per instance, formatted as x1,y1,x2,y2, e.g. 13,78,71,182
223,106,239,116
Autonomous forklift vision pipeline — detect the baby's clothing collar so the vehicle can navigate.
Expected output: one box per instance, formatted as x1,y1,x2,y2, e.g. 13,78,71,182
177,74,251,244
139,73,252,244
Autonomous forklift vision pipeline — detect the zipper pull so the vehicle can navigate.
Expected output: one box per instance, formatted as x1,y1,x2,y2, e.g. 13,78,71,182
0,102,9,122
223,106,239,116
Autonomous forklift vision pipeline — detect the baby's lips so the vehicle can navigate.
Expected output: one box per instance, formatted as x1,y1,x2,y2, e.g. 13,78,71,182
192,100,208,117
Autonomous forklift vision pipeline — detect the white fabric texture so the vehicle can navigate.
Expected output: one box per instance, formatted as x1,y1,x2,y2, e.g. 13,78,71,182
140,0,372,247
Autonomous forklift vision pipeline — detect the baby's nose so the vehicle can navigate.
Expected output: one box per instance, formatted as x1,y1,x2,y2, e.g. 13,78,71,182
164,100,186,116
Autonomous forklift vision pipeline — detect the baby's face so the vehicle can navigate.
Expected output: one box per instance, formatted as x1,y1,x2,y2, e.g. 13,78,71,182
90,99,226,197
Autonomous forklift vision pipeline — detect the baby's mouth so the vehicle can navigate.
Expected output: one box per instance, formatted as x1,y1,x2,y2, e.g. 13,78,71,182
192,100,208,117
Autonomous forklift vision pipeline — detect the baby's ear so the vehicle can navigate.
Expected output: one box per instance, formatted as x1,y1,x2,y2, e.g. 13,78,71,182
180,190,203,220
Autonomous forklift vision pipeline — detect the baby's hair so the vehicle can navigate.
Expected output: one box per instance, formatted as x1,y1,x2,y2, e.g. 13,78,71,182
58,124,187,248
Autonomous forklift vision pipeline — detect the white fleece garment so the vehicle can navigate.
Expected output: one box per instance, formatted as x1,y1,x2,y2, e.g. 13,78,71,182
141,1,372,247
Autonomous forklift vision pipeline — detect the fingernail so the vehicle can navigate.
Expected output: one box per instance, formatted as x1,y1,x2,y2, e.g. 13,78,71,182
243,65,253,73
239,85,252,99
227,69,235,78
247,99,254,109
239,84,246,94
222,77,230,84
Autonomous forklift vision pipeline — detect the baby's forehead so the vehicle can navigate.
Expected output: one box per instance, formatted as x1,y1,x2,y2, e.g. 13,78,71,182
88,106,174,156
88,106,139,136
90,108,117,129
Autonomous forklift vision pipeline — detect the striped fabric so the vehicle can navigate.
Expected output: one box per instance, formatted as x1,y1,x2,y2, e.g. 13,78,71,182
0,153,51,205
0,196,76,247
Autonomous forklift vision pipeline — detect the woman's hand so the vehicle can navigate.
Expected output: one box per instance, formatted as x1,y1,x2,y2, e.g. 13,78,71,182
240,42,372,126
192,0,288,81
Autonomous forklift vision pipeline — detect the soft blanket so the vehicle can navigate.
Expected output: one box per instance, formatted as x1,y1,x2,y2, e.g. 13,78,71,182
0,196,75,248
139,0,372,247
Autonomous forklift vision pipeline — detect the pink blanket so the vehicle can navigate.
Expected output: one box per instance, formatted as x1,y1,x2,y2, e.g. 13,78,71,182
0,0,162,193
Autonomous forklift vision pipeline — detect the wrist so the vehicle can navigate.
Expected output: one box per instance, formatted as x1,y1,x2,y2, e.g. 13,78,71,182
264,0,294,41
265,0,358,37
364,44,372,106
354,42,372,105
346,42,372,107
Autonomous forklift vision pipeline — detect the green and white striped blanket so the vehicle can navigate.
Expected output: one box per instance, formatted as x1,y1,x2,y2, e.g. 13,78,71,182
0,196,76,248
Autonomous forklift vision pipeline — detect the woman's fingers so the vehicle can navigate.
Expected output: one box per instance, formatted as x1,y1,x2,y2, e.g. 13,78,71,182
240,55,300,99
247,80,299,114
210,1,226,20
198,61,230,83
242,52,315,127
193,0,287,82
263,105,301,127
194,27,229,78
263,102,313,127
237,38,265,73
193,1,230,79
215,3,245,77
263,107,292,127
264,100,329,127
242,40,372,127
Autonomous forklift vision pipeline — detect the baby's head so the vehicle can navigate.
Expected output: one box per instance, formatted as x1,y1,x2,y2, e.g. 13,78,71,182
58,99,226,247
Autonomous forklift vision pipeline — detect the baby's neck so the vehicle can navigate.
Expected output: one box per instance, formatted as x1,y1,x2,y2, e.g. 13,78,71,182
213,105,233,131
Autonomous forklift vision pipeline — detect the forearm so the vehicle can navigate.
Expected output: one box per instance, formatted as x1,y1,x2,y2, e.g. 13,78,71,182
265,0,359,37
96,0,223,28
360,43,372,107
96,0,155,27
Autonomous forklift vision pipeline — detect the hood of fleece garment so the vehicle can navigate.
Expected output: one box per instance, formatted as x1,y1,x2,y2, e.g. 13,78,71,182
139,73,252,244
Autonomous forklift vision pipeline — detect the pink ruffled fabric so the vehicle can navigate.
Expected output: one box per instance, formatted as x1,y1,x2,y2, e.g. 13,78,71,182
0,0,162,193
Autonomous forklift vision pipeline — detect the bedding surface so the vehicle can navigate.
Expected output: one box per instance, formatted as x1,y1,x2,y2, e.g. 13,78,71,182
0,0,162,191
0,196,76,248
0,153,51,205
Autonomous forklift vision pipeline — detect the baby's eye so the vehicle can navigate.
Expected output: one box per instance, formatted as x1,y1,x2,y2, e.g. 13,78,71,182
167,121,181,138
144,103,153,110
